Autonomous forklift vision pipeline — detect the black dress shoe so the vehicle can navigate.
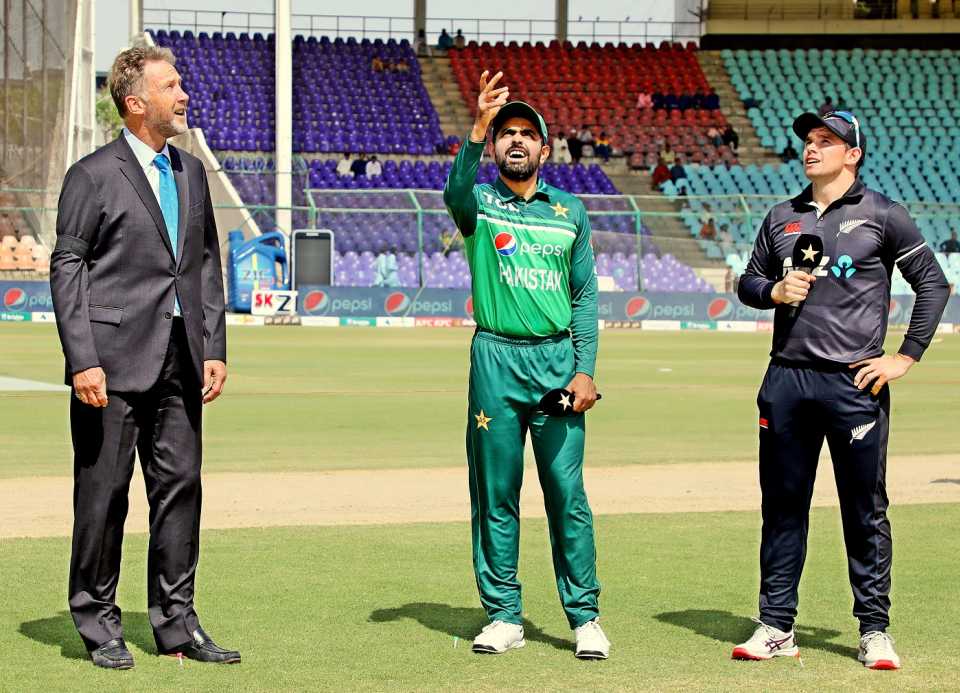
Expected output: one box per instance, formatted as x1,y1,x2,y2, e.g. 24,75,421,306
164,627,241,664
89,638,134,669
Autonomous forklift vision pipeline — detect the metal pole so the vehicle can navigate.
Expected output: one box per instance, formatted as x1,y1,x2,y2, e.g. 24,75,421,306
129,0,142,38
41,0,47,187
275,0,292,234
22,0,28,177
3,0,9,171
555,0,568,42
628,195,643,291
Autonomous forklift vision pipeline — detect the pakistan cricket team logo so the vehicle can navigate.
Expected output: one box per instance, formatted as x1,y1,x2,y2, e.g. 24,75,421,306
474,410,492,430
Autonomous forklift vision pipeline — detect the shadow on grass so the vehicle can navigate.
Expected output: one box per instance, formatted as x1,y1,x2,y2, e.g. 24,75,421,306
369,602,570,651
654,609,858,658
19,611,157,660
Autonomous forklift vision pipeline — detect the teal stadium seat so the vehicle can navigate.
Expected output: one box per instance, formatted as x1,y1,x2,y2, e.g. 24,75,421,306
706,49,959,283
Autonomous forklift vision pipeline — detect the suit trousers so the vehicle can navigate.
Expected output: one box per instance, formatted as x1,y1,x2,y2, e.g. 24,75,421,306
68,318,204,652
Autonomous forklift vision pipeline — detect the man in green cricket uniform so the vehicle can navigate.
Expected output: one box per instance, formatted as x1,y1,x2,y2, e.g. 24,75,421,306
443,70,609,660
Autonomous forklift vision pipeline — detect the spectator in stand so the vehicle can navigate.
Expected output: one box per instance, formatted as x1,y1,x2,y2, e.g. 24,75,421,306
651,158,671,190
941,231,960,254
594,132,611,163
718,223,735,254
699,203,715,227
722,125,739,152
393,58,411,73
578,124,594,157
699,218,717,240
448,137,461,155
453,29,466,49
817,96,834,116
337,152,353,177
567,129,583,164
636,91,653,109
437,29,454,50
718,222,734,244
660,142,676,166
414,29,432,57
351,153,368,178
372,56,385,72
670,156,688,193
552,132,572,164
707,126,723,148
781,141,799,163
373,247,400,287
366,155,382,178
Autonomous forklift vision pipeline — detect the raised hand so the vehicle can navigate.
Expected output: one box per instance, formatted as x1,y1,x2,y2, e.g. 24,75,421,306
470,70,509,142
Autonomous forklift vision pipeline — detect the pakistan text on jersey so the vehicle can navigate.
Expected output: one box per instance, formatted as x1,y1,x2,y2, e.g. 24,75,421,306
498,264,565,291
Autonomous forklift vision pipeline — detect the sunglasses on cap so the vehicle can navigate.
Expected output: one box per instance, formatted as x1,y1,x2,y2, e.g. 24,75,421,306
823,110,860,149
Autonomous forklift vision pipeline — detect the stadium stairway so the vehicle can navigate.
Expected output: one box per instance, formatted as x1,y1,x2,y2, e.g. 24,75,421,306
606,167,726,273
696,51,780,165
419,54,473,140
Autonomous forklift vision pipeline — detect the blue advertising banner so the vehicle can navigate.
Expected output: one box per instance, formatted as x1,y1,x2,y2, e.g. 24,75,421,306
296,285,960,325
3,280,959,328
0,280,53,314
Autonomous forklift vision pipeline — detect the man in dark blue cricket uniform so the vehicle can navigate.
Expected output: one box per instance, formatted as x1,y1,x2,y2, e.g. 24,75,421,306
732,111,950,670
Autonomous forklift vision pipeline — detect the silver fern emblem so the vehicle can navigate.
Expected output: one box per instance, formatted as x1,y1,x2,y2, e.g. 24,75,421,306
850,420,876,444
838,218,868,235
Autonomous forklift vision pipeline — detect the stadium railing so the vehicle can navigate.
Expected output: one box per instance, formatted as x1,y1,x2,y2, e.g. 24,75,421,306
143,9,701,46
4,187,956,294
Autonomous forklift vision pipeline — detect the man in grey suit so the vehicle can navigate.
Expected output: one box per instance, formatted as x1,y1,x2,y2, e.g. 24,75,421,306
50,46,239,669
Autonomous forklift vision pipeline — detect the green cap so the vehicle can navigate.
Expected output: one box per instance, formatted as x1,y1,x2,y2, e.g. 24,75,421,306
491,101,548,142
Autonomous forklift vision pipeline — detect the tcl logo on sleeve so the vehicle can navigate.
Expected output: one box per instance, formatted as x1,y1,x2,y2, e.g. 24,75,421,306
784,221,802,235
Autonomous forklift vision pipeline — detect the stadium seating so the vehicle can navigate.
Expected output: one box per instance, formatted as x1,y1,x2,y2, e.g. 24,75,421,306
305,158,618,194
449,41,735,166
150,31,445,154
683,163,960,292
333,248,711,292
696,48,960,291
0,233,47,273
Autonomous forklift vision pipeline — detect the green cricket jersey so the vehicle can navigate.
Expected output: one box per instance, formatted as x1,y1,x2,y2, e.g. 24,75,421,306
443,137,598,377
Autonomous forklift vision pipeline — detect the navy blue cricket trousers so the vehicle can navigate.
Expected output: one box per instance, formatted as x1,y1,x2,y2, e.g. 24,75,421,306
756,360,892,635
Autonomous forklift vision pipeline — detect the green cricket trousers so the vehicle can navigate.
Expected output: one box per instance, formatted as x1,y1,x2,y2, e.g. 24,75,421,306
466,328,600,629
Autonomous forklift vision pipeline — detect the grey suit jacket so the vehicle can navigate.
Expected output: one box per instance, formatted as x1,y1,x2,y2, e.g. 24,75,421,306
50,135,226,393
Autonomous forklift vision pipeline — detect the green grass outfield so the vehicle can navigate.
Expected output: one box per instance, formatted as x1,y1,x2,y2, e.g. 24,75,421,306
2,504,959,692
1,324,958,478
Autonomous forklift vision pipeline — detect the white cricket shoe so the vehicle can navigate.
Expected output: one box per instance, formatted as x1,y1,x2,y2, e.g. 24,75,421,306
472,621,525,654
731,618,799,660
858,631,901,670
574,618,610,660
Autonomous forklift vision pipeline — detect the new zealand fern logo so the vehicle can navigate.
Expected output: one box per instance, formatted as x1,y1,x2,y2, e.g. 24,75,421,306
831,255,857,279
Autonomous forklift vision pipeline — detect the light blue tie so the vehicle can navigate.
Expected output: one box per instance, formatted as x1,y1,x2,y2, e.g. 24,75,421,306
153,153,181,315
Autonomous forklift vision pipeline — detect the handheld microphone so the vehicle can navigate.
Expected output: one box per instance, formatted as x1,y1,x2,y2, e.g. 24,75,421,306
788,234,823,318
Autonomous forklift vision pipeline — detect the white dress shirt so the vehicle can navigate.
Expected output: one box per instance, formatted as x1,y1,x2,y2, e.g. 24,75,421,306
123,128,180,314
123,127,172,203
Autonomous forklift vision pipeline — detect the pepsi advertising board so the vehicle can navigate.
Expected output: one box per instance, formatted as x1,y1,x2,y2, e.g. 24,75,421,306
294,285,960,326
0,281,54,318
4,281,960,329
